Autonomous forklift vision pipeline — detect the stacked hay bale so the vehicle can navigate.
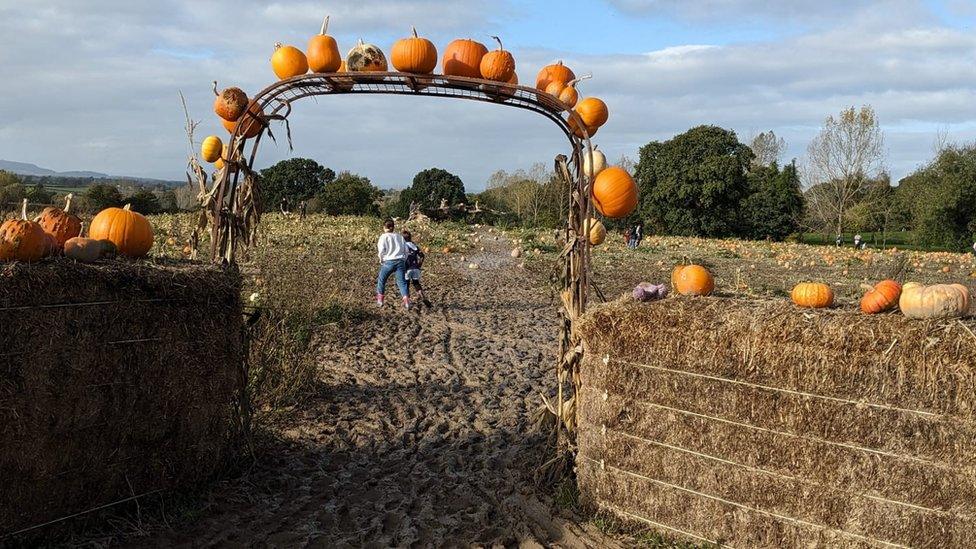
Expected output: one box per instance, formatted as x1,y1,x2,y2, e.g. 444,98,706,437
577,297,976,548
0,260,242,536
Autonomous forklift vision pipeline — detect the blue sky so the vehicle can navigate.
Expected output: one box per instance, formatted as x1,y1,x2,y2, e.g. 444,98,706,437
1,0,974,190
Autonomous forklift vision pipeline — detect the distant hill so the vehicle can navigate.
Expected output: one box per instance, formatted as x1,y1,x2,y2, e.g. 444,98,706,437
0,159,182,188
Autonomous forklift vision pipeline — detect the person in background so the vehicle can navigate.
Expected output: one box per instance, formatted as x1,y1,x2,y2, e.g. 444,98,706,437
298,200,307,219
279,197,290,216
835,234,843,247
853,234,862,249
633,221,644,248
402,230,432,310
971,240,976,255
375,219,410,309
623,227,632,246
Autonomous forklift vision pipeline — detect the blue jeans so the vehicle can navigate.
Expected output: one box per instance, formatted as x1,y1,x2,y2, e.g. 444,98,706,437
376,259,409,297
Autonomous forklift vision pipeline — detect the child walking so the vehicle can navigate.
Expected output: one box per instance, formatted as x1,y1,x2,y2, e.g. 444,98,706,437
376,219,411,309
402,230,432,309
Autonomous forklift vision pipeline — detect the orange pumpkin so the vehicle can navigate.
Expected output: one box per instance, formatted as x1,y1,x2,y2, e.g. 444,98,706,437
201,135,223,163
392,27,437,74
442,38,488,78
545,79,582,109
89,204,154,258
0,199,48,262
212,83,248,122
307,15,342,73
221,101,264,139
575,97,609,128
479,36,515,82
271,43,309,79
791,283,834,309
568,116,599,139
35,193,82,248
672,264,715,296
860,280,902,314
535,61,575,91
592,167,638,218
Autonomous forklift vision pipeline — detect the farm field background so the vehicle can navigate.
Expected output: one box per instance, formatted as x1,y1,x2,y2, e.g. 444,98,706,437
50,211,965,547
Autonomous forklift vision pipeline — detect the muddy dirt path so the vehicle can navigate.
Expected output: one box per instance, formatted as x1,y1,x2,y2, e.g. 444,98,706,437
134,230,619,548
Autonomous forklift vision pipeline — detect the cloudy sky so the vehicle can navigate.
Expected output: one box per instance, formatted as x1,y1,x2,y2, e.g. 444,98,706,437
0,0,974,190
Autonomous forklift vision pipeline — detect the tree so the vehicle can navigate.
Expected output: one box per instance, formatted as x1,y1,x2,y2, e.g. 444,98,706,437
804,106,885,235
25,184,53,205
0,183,26,213
396,167,466,215
635,125,754,237
85,183,123,212
259,158,336,211
749,131,787,167
741,161,804,240
0,170,22,188
896,145,976,250
317,171,381,216
126,189,162,214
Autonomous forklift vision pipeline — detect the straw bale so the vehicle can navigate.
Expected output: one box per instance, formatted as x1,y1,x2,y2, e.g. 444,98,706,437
576,295,976,548
0,259,242,535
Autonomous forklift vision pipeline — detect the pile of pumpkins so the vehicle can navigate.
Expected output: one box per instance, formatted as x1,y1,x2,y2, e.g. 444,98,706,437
634,261,971,320
0,196,155,264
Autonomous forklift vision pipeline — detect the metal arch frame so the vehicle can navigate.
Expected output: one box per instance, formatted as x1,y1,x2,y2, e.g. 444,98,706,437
213,72,596,452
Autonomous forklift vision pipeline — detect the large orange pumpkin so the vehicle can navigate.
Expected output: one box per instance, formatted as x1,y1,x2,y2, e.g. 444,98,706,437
0,199,48,262
271,43,309,79
221,101,264,139
672,263,714,296
592,167,638,218
442,38,488,78
791,283,834,309
307,15,342,73
479,36,515,82
860,280,902,314
36,193,82,248
535,61,575,90
392,27,437,74
89,204,154,258
575,97,609,128
212,83,248,122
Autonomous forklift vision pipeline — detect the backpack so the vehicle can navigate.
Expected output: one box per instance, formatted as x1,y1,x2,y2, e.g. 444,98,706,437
406,243,425,270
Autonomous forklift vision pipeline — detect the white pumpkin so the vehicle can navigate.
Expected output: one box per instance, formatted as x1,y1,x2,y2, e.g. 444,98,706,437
583,146,607,179
346,39,388,72
899,282,970,319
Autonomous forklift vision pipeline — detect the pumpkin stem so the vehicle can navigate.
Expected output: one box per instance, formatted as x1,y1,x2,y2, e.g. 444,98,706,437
64,193,73,214
412,26,419,39
320,15,330,35
491,35,504,51
123,203,132,212
569,73,593,87
20,198,27,221
212,80,219,97
860,283,876,293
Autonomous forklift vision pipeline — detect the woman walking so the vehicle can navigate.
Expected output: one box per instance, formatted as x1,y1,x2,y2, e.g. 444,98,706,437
376,219,411,309
402,230,433,310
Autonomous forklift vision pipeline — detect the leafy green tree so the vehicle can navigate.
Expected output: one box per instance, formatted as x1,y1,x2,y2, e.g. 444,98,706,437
0,183,26,213
85,183,123,212
25,184,53,205
259,158,336,211
635,125,753,237
0,170,22,188
396,168,466,216
741,161,804,240
317,171,381,216
127,189,162,214
897,145,976,250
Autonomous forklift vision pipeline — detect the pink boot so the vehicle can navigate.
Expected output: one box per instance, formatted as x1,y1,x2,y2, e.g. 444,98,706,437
376,293,384,307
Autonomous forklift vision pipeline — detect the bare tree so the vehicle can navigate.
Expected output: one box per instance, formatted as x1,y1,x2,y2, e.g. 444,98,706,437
804,105,885,235
616,154,637,175
749,131,787,167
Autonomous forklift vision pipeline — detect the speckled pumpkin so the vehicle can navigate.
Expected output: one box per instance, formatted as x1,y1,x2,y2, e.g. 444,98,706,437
0,199,48,262
35,193,82,248
346,39,388,72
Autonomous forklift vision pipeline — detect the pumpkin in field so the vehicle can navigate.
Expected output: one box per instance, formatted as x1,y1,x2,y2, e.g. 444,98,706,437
442,38,488,78
479,36,515,82
89,204,154,258
791,282,834,309
582,146,607,179
592,167,637,218
672,263,714,296
221,101,264,139
860,280,902,314
899,282,970,319
584,217,606,246
307,15,342,73
35,193,82,248
0,199,48,262
212,83,248,122
271,43,309,79
64,237,117,263
575,97,609,128
201,135,223,163
391,27,437,74
346,39,388,72
535,61,575,91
